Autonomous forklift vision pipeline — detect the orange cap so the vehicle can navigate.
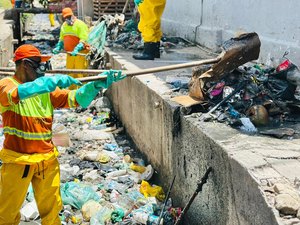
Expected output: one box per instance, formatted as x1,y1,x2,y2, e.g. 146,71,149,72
62,7,73,18
14,44,51,62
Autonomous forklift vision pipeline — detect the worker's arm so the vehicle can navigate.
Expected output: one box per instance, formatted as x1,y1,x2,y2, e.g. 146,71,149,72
71,20,89,56
134,0,142,6
53,23,66,54
0,78,20,108
77,20,89,42
75,70,126,108
52,41,64,54
70,42,84,56
18,75,82,100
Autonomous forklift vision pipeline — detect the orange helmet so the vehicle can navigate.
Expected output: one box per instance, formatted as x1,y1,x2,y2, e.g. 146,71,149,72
14,44,51,62
62,7,73,18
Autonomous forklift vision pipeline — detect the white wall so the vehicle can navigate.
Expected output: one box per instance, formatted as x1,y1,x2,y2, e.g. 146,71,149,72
162,0,300,64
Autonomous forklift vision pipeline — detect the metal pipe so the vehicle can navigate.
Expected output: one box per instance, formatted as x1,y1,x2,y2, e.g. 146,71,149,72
0,67,105,75
194,0,204,43
0,57,219,80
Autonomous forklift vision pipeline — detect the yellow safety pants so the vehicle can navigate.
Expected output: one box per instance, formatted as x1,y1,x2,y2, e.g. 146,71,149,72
0,158,62,225
66,52,89,90
138,0,166,42
49,14,55,27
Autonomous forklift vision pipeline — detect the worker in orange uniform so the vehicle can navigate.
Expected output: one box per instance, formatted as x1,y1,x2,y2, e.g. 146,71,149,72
0,44,125,224
52,7,89,89
133,0,166,60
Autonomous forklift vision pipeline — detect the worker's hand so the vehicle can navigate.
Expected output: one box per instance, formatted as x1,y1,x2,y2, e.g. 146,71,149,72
52,41,64,55
134,0,142,6
18,75,82,100
71,42,85,56
75,70,125,108
94,70,126,89
52,47,61,55
70,49,79,56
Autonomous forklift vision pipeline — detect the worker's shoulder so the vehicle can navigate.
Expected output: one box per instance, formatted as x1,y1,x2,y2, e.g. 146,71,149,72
0,77,16,86
75,19,88,27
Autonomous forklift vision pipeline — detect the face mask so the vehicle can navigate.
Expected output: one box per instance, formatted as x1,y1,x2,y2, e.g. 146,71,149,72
36,61,52,77
24,58,52,77
66,18,74,26
35,63,46,77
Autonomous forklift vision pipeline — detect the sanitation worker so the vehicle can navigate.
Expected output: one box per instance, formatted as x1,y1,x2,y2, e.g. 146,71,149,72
133,0,166,60
0,44,125,224
52,7,89,89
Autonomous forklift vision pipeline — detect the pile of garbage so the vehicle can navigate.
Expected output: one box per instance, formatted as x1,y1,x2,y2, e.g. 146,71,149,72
86,12,193,69
18,96,181,225
191,57,300,139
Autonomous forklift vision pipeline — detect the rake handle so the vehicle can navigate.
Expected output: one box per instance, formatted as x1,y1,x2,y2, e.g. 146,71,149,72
77,58,220,82
0,57,220,82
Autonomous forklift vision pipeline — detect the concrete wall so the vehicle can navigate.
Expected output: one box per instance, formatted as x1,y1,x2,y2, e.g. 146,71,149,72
77,0,94,20
0,9,14,67
106,51,285,225
162,0,300,65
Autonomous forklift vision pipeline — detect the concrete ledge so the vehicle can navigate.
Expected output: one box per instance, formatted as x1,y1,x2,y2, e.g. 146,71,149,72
106,48,300,225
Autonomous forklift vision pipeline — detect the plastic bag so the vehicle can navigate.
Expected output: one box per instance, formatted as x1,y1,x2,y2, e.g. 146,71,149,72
81,200,102,222
90,206,114,225
88,20,107,52
61,182,101,209
140,181,165,201
267,77,296,100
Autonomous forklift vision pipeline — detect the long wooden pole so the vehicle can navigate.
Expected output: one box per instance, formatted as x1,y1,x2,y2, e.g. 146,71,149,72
77,58,220,82
0,67,105,74
0,58,220,81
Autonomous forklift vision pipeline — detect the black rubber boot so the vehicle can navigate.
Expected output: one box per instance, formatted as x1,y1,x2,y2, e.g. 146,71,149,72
133,42,156,60
154,42,160,58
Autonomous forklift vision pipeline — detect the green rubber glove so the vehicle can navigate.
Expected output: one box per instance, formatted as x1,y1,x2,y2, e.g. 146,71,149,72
52,41,64,54
75,82,100,108
75,70,126,108
71,42,84,56
94,70,126,89
18,75,82,100
134,0,143,6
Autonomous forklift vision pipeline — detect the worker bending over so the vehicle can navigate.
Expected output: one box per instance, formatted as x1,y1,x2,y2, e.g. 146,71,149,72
0,44,125,224
53,7,89,89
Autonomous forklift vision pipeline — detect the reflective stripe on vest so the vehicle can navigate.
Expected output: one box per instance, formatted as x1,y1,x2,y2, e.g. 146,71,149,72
3,126,52,140
68,90,77,108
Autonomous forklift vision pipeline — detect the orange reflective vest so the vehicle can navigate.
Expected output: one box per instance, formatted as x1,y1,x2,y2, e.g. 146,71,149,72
0,76,77,157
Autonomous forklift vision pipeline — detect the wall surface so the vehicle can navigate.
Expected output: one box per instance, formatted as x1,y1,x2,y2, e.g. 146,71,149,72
77,0,94,20
105,50,299,225
162,0,300,64
0,9,14,67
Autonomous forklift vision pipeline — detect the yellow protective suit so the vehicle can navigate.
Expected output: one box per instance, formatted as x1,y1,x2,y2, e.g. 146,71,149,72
0,154,62,225
49,13,55,27
66,51,89,89
137,0,166,42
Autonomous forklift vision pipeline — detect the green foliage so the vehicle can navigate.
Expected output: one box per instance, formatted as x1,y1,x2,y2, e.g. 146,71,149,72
20,13,33,24
0,0,13,9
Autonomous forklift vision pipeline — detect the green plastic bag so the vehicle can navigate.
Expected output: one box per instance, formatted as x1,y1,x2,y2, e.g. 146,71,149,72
61,182,101,209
